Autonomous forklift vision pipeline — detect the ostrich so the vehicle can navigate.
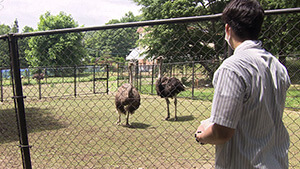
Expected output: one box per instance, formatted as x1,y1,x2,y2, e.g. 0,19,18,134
32,73,44,80
115,61,141,126
155,56,185,121
32,69,46,80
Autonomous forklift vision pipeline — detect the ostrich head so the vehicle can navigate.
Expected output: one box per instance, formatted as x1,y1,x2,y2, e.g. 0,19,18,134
156,56,163,63
128,61,134,68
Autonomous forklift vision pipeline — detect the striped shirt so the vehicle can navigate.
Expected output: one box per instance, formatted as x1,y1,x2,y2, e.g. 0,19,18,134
210,40,290,169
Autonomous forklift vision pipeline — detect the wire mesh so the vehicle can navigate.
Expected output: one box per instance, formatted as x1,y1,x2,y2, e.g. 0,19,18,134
0,10,299,168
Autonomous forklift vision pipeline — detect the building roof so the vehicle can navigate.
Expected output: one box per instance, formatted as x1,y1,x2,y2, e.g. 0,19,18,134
126,47,148,60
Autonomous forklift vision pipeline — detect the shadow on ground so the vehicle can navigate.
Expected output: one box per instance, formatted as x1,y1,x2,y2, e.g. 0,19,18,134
0,107,67,144
168,115,195,122
122,122,151,129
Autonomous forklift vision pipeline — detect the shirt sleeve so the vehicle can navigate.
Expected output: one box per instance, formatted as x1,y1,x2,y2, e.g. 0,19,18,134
210,68,246,129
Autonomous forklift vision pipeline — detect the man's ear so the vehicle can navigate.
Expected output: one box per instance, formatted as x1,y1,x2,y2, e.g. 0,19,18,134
225,24,231,35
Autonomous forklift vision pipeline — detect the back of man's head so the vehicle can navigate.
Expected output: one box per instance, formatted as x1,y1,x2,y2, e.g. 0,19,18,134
222,0,264,40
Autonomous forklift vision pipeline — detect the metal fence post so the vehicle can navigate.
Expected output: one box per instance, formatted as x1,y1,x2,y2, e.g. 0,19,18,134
38,68,42,100
106,64,109,94
0,68,3,102
8,34,32,169
151,64,154,94
117,63,119,87
192,61,195,99
44,68,47,84
135,60,140,92
26,68,30,85
139,64,142,92
93,65,96,94
74,66,77,97
169,64,172,77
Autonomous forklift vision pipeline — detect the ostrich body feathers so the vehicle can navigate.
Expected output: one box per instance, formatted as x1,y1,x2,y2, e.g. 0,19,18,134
156,76,185,98
115,83,141,115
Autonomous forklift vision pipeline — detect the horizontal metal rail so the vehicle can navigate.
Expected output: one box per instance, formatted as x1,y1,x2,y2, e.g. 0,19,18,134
0,7,299,39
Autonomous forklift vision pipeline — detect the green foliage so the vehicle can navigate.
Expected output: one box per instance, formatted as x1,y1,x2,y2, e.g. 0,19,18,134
0,24,11,67
286,58,300,84
0,20,35,68
22,26,34,33
259,0,300,65
37,11,77,31
133,0,227,79
11,19,19,33
25,12,86,68
0,24,10,35
133,0,228,57
133,0,299,80
19,26,34,68
259,0,300,9
85,12,141,64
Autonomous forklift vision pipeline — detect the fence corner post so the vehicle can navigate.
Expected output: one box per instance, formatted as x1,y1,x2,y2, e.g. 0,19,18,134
8,33,32,169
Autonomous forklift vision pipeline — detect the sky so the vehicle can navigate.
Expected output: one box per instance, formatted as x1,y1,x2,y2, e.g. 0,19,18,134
0,0,141,31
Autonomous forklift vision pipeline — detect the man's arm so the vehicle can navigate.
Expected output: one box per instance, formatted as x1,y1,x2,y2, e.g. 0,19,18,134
195,123,235,145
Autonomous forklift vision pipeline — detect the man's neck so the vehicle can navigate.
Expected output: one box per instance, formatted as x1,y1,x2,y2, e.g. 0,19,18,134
231,36,244,50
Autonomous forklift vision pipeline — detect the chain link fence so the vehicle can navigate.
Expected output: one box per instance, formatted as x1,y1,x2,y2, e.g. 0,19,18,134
0,9,299,168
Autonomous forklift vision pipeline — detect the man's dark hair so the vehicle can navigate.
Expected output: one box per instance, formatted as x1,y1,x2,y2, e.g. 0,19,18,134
222,0,264,40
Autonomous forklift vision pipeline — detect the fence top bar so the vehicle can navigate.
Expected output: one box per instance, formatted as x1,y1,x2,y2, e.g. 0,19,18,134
0,34,8,39
265,7,300,15
1,7,299,39
11,13,223,38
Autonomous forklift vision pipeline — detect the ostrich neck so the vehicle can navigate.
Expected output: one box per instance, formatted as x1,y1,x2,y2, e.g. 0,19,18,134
158,60,162,79
129,66,133,85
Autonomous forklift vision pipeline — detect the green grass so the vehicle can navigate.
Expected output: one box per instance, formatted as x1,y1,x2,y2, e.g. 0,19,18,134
0,74,299,168
0,94,214,168
1,69,299,109
286,58,300,84
286,85,300,110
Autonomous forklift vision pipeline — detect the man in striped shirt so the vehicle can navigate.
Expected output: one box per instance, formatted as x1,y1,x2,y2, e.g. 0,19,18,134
195,0,290,168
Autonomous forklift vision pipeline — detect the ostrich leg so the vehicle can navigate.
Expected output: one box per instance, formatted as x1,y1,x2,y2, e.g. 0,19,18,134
165,98,170,120
174,96,178,121
116,110,121,125
126,112,130,126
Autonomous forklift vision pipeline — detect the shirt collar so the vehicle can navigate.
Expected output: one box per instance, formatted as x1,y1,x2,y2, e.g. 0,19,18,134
234,40,262,54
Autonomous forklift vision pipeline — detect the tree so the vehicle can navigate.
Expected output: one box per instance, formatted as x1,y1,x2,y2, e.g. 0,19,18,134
0,24,11,68
11,19,19,33
18,26,34,68
133,0,228,80
22,26,34,33
85,12,142,64
259,0,300,65
25,12,86,70
0,24,10,35
134,0,299,79
0,20,31,68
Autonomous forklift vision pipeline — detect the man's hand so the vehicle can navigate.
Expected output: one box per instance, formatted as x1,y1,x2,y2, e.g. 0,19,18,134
195,119,235,145
195,119,213,144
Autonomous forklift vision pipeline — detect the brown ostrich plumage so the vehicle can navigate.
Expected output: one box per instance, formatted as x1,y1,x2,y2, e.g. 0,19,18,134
115,62,141,126
155,56,185,121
